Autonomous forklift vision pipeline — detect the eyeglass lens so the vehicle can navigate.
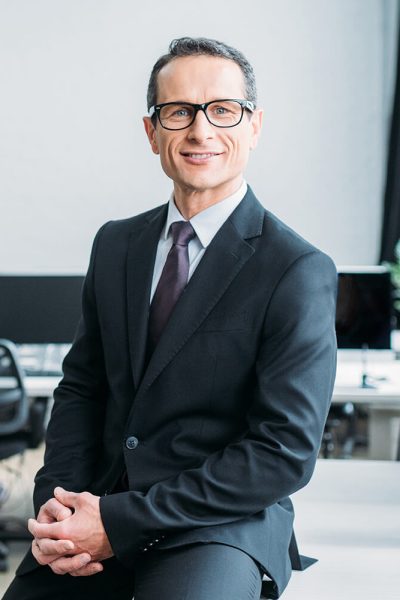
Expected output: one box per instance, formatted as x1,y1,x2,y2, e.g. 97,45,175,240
159,101,244,129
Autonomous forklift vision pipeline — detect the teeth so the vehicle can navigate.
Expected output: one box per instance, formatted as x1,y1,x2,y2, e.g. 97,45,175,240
187,153,216,159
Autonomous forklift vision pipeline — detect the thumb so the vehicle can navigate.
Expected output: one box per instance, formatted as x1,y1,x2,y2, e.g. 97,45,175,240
54,487,79,509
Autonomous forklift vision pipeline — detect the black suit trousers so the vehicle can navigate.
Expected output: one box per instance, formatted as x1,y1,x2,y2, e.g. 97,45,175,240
2,543,263,600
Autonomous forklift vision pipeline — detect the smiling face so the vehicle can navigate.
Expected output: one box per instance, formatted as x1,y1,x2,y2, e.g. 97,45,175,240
143,55,263,211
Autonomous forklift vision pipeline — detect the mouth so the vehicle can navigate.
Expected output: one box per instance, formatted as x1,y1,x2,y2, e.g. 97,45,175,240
180,152,222,164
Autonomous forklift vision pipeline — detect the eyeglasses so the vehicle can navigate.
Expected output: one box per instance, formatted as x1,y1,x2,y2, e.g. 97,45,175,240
148,99,255,130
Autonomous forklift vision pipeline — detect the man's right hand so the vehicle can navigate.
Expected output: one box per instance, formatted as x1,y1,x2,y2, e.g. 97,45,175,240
31,496,102,576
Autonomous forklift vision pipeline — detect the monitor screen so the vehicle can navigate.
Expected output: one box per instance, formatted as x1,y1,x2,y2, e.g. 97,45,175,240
0,275,84,344
335,268,392,350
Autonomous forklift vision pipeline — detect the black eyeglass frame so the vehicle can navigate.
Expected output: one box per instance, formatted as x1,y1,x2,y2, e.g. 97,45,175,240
148,99,255,130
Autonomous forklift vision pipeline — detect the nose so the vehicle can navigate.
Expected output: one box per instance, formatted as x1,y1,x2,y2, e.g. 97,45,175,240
187,108,215,143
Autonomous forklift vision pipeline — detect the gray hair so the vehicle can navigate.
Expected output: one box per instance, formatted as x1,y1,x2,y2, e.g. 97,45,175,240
146,37,257,112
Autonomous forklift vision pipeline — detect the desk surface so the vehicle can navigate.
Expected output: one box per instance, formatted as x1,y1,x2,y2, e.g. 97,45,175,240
24,376,61,397
19,357,400,407
282,459,400,599
333,357,400,405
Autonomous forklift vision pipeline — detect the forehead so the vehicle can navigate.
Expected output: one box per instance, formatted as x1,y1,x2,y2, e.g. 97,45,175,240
156,55,246,103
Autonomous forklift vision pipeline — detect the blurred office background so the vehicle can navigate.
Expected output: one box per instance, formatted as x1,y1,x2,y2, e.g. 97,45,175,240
0,1,400,597
1,0,399,269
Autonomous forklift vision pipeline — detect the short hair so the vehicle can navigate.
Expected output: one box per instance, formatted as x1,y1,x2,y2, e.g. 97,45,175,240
146,37,257,112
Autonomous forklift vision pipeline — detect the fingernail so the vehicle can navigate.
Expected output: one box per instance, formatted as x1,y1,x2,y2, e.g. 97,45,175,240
80,556,90,566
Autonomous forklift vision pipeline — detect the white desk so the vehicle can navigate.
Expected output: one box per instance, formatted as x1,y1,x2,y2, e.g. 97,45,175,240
24,376,61,398
13,356,400,461
334,356,400,460
281,459,400,600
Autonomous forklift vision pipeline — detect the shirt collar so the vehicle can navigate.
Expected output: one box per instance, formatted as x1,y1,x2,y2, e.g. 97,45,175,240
163,180,248,248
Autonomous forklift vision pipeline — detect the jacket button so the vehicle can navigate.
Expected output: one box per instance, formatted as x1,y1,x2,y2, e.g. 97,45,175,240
125,436,139,449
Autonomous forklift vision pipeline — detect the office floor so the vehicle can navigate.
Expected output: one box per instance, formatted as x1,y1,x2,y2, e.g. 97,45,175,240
0,433,373,597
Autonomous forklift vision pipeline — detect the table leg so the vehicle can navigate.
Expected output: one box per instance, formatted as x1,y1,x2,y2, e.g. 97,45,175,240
368,409,400,460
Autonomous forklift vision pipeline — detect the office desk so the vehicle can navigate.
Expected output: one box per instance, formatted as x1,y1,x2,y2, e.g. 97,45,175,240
7,357,400,460
333,356,400,459
24,376,61,398
281,459,400,600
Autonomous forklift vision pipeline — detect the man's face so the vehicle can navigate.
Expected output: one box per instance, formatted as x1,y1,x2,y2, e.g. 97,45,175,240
143,55,263,200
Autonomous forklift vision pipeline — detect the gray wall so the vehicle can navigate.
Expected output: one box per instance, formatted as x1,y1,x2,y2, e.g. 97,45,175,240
0,0,398,273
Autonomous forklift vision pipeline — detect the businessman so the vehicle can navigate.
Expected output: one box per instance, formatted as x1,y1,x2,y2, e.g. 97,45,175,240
4,37,337,600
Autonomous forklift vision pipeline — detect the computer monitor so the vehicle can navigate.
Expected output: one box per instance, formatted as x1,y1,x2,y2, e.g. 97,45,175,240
335,267,392,350
0,275,84,344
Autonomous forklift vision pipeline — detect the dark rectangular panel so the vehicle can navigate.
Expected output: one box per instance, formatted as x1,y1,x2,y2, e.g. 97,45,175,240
335,270,392,349
0,276,84,344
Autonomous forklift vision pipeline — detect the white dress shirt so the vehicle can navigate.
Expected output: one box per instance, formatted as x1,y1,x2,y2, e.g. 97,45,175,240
150,180,248,302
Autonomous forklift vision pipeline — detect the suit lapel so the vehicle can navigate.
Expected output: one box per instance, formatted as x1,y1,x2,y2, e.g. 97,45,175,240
126,204,168,389
137,188,265,394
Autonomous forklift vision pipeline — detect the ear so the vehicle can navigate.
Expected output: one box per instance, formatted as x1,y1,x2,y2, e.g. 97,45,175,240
143,116,160,155
249,108,263,150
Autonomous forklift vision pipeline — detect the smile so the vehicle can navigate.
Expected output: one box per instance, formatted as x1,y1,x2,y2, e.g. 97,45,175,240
181,152,222,162
185,153,219,158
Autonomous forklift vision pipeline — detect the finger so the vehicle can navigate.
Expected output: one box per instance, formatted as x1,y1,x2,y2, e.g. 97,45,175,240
70,562,104,577
34,537,75,556
31,540,58,566
39,498,73,523
31,539,70,566
54,487,79,509
49,553,92,576
28,518,64,540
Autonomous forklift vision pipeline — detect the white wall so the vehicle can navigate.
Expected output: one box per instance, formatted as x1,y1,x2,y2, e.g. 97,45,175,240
0,0,398,273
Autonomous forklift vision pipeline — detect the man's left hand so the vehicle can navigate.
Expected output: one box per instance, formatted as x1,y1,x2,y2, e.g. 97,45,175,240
28,487,113,576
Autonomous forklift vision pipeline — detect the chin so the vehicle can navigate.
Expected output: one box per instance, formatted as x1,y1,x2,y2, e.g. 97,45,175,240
179,170,226,190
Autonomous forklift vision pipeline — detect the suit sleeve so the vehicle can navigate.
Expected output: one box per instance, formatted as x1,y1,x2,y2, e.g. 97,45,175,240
33,223,110,515
100,250,338,566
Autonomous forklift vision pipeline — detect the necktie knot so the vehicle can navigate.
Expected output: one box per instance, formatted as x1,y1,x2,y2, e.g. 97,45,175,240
170,221,196,247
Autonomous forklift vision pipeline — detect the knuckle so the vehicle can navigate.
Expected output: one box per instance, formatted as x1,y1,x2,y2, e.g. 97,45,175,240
27,521,35,535
51,564,65,575
31,543,43,563
35,553,47,566
44,499,55,515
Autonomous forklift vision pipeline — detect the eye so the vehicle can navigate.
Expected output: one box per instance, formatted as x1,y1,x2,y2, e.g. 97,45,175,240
210,104,231,115
161,104,194,121
173,108,191,117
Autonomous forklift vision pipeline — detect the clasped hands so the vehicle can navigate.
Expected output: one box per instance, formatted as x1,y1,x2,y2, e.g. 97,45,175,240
28,487,113,577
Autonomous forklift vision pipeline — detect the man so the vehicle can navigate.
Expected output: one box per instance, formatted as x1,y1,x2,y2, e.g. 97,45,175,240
4,37,337,600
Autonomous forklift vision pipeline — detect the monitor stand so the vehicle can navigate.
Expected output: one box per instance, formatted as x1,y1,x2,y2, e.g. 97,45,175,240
360,343,388,388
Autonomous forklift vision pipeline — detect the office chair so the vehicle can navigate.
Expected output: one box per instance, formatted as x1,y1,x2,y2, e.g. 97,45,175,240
0,339,47,571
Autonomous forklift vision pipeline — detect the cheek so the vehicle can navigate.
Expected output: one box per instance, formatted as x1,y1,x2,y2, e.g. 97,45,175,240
157,140,181,178
159,136,183,167
228,135,251,165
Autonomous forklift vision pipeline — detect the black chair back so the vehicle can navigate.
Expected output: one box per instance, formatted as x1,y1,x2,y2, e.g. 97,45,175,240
0,339,28,436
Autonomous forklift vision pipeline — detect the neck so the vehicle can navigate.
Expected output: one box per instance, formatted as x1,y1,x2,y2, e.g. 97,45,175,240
173,177,244,220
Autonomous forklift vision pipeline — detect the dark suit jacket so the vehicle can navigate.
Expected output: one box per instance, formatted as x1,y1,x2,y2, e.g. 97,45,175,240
18,187,337,598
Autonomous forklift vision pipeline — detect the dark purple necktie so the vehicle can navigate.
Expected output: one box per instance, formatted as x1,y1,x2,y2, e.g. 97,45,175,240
148,220,196,350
